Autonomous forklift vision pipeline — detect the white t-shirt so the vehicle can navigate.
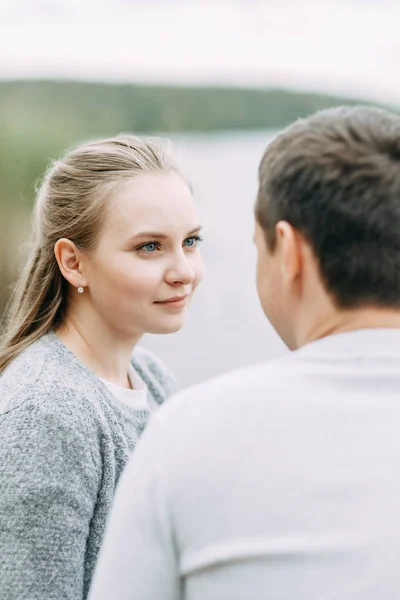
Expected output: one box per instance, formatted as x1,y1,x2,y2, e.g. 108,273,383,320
101,364,151,411
90,328,400,600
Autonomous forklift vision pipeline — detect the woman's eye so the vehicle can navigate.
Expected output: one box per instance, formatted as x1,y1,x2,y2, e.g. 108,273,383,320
139,242,160,253
183,236,202,248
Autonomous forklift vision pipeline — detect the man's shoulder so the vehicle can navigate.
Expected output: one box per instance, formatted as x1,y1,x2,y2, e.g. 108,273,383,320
156,352,303,423
141,353,313,484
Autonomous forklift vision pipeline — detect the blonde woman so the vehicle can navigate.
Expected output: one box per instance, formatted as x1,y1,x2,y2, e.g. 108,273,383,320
0,135,203,599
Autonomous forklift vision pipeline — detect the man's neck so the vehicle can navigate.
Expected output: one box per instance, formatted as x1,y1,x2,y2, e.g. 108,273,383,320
297,306,400,350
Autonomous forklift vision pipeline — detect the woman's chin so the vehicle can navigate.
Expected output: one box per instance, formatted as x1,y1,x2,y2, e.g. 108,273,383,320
147,316,186,335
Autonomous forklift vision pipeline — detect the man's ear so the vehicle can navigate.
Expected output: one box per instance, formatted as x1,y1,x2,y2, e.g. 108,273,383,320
275,221,302,287
54,238,87,288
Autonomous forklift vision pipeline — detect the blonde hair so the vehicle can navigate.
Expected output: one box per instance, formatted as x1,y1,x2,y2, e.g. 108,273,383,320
0,134,184,372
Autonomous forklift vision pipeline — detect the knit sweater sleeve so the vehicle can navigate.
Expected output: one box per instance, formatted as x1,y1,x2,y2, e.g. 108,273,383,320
88,412,178,600
0,397,102,600
131,346,178,404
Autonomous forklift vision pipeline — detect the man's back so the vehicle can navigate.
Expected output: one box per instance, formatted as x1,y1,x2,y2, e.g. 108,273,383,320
90,328,400,599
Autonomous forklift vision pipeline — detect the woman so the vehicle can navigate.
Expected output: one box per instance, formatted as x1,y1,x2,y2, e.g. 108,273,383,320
0,134,203,599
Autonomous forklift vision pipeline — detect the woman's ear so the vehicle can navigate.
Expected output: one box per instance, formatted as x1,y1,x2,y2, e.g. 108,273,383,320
54,238,87,289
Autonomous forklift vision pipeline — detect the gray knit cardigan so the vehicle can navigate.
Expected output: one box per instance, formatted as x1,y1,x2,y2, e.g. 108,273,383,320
0,331,177,600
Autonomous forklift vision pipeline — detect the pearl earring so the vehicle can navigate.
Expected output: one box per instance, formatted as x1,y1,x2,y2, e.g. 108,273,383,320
77,281,84,294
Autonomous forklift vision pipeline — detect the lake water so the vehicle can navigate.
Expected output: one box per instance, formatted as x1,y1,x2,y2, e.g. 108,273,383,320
141,129,288,388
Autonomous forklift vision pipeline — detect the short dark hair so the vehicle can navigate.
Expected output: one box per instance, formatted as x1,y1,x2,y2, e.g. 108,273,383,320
255,105,400,308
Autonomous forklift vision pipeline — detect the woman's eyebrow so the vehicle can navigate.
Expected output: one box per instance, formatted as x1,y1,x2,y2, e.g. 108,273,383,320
130,232,168,241
129,225,202,242
186,225,203,236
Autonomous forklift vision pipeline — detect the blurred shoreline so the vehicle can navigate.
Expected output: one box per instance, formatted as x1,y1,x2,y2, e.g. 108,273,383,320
1,79,383,382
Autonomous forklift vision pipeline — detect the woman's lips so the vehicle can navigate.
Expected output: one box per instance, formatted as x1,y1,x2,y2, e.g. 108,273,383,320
154,295,189,308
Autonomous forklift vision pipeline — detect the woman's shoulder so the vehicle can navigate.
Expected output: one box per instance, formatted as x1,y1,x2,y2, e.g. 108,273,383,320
131,346,178,405
0,332,106,420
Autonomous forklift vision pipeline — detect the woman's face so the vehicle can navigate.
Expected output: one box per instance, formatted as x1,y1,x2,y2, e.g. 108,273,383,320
81,171,203,338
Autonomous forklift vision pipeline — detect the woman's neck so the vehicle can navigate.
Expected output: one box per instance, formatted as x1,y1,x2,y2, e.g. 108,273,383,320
55,315,143,388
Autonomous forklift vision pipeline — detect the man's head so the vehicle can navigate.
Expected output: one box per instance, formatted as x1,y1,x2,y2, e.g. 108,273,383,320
254,106,400,349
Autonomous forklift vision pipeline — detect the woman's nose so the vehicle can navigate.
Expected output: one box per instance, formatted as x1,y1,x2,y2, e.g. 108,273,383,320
165,253,196,285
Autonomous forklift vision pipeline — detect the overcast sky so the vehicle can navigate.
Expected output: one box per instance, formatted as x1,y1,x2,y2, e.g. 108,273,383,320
1,0,398,105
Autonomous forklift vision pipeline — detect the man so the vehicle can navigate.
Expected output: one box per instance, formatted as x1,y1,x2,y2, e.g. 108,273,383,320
89,106,400,600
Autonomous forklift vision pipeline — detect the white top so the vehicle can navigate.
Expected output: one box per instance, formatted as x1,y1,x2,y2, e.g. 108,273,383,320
101,364,150,411
90,328,400,600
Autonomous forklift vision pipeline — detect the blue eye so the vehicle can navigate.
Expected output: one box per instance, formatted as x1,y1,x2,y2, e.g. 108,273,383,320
137,241,161,253
183,235,202,248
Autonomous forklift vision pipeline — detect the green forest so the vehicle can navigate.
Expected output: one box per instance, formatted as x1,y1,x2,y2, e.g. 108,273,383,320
0,79,388,315
0,80,381,211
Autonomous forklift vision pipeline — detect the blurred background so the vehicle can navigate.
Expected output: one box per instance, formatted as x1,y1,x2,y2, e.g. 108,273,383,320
1,0,399,386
